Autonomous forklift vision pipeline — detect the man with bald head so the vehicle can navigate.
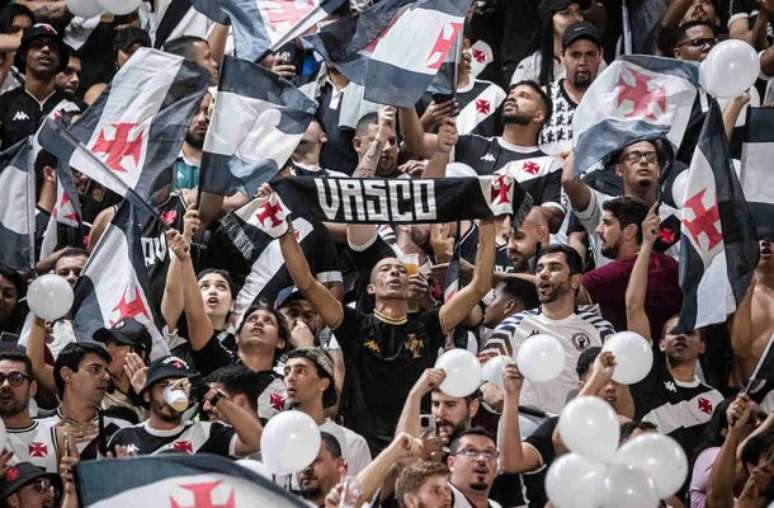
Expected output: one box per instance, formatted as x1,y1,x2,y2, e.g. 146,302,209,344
507,206,550,272
272,180,497,453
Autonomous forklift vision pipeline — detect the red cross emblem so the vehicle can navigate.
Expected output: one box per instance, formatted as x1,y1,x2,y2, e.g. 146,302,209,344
110,286,150,326
698,397,713,415
426,22,463,71
160,210,178,225
28,442,47,457
682,188,722,250
91,123,144,173
522,161,540,175
490,175,512,205
472,48,486,63
269,392,286,411
475,99,491,114
262,0,315,31
256,201,283,228
172,440,194,454
4,466,19,482
658,227,677,245
170,480,235,508
56,192,79,223
615,68,667,121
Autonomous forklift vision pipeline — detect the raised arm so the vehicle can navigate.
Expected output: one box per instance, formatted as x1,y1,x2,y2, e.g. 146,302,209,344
205,387,263,456
498,363,542,473
421,118,457,179
722,93,751,142
438,218,495,334
625,203,659,343
395,368,446,438
578,351,635,419
707,396,755,508
560,150,593,215
398,107,439,160
26,317,56,395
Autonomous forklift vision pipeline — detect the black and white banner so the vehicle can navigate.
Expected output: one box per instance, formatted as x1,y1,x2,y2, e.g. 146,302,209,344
269,175,532,224
741,106,774,238
0,139,35,270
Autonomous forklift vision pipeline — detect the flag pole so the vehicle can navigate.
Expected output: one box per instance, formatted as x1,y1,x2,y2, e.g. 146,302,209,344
269,5,324,53
50,123,171,230
25,138,37,271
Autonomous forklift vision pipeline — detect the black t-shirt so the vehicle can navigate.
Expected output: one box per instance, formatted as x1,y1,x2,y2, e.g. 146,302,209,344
317,82,358,175
335,307,445,453
190,332,238,377
453,135,562,210
0,87,74,149
108,420,235,457
522,416,557,508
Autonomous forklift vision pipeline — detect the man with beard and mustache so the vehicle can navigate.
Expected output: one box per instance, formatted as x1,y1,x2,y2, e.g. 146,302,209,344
0,351,57,472
400,81,565,233
581,198,681,339
447,428,502,508
173,92,211,190
481,245,614,413
108,356,260,457
297,432,347,508
539,21,603,156
505,206,550,273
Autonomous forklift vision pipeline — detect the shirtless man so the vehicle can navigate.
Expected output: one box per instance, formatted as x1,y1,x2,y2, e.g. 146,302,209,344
731,238,774,384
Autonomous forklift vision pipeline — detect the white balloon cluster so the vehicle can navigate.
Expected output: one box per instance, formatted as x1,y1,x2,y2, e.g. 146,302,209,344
548,370,687,508
65,0,141,17
700,39,760,99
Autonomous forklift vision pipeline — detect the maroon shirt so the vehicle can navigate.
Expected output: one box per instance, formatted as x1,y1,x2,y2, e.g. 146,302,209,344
582,252,682,341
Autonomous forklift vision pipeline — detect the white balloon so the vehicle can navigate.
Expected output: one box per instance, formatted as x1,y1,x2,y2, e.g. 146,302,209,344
27,275,74,322
435,349,482,397
602,331,653,384
516,334,565,383
702,39,760,98
481,355,509,388
98,0,140,15
65,0,103,18
260,410,321,474
600,463,660,508
671,169,689,208
558,396,620,462
614,433,688,498
545,453,606,508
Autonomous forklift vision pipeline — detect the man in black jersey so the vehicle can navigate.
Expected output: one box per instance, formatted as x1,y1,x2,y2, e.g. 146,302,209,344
267,185,497,454
108,356,261,458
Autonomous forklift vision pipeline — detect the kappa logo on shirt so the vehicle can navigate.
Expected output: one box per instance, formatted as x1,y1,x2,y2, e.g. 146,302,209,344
664,381,677,393
12,111,30,121
480,153,496,162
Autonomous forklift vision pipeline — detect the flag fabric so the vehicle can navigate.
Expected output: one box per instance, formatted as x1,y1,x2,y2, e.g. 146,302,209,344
39,48,209,201
39,163,86,260
741,106,774,238
192,0,346,61
199,56,317,197
71,198,169,360
675,101,759,334
269,175,532,224
443,227,462,303
453,81,507,136
572,55,699,175
203,199,341,322
745,334,774,411
303,0,472,107
0,139,35,270
75,453,307,507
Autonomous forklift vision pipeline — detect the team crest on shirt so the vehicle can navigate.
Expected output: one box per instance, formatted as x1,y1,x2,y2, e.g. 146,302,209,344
363,339,381,354
405,334,423,359
571,333,591,351
664,381,677,393
28,442,47,457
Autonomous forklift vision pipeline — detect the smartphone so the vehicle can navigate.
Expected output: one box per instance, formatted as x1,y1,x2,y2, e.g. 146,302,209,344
420,414,435,434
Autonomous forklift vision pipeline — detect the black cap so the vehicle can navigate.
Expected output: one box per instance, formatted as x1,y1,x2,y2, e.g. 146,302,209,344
94,318,152,358
538,0,591,21
562,21,603,49
274,286,304,310
113,27,151,53
14,24,70,74
0,462,61,501
141,356,197,395
286,347,337,408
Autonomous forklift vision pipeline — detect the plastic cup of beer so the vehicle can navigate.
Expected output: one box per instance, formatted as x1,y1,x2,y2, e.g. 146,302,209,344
402,253,420,313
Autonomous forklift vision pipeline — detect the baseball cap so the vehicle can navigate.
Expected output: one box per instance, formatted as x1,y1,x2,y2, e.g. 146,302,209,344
286,347,337,408
562,21,603,49
94,319,152,358
0,462,62,501
113,27,151,53
14,24,69,74
141,356,197,395
538,0,591,21
274,286,304,310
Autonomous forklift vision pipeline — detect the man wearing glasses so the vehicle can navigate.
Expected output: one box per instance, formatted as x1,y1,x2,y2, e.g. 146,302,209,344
671,21,717,62
447,428,502,508
0,351,56,472
0,462,60,508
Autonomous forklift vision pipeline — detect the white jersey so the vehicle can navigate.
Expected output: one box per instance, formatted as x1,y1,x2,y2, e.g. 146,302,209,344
7,421,58,472
483,306,615,413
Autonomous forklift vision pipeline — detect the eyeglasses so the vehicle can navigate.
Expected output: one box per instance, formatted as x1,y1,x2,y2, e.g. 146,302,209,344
31,478,54,494
620,150,658,163
455,448,499,461
678,37,717,48
0,372,29,387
